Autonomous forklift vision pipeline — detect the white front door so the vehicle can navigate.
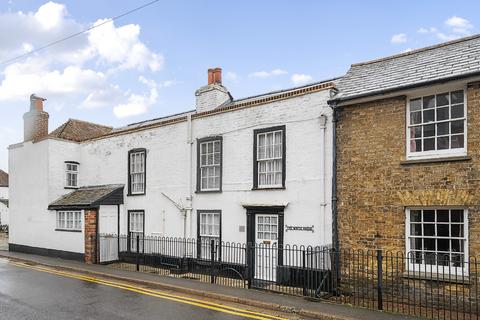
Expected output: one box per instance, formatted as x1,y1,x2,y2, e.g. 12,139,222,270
99,207,119,263
255,214,278,281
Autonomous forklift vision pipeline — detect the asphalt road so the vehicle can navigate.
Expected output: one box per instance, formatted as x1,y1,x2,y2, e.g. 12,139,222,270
0,260,284,320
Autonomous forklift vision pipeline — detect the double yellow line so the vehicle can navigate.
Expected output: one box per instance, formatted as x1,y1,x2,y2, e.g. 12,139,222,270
7,260,289,320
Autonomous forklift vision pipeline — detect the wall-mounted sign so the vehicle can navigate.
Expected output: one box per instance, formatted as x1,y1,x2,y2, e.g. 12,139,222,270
285,225,314,232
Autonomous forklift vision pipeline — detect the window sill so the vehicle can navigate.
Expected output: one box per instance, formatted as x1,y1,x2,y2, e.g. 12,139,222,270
127,193,146,197
400,156,471,165
64,186,79,190
195,190,222,194
402,271,469,284
55,229,82,233
251,186,286,191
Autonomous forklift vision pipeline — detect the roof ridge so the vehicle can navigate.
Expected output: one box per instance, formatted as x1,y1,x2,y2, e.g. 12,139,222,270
232,77,341,103
351,34,480,67
67,118,113,129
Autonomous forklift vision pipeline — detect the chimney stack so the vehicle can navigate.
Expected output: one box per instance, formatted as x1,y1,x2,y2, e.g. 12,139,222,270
23,94,49,142
195,67,231,113
208,68,222,85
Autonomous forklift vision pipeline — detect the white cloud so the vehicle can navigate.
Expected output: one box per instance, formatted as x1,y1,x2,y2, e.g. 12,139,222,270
432,16,474,42
402,48,413,53
80,85,123,109
34,1,67,30
391,33,407,44
445,16,473,35
113,87,158,118
291,73,313,85
0,2,166,119
88,19,164,72
436,33,460,41
418,27,437,34
249,69,288,78
0,59,107,101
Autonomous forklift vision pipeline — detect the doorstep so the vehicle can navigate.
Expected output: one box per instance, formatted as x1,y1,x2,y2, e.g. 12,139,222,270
0,250,419,320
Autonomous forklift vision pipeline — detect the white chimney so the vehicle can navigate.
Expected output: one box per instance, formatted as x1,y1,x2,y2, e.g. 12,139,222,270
195,68,232,113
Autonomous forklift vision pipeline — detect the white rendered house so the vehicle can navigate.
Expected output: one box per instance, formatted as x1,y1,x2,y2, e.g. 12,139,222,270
9,69,335,270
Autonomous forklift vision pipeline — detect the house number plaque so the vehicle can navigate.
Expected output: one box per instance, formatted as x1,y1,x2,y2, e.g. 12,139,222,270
285,225,314,232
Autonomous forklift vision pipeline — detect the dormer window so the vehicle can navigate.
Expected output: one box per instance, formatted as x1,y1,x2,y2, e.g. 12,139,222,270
65,162,79,188
407,89,466,160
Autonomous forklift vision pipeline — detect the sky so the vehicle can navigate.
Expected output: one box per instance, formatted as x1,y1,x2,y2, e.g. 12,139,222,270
0,0,479,170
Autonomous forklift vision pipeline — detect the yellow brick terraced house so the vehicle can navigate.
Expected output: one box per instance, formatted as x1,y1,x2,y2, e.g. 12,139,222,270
329,35,480,276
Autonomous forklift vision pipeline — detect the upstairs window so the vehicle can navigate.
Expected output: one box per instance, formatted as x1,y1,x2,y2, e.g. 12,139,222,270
407,90,466,159
65,162,79,188
197,137,222,192
253,126,286,189
128,149,146,195
56,211,82,231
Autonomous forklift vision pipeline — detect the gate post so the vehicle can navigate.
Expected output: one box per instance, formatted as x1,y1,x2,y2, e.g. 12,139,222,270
210,239,216,284
246,243,252,289
84,209,98,264
376,249,383,311
302,249,307,296
136,235,140,271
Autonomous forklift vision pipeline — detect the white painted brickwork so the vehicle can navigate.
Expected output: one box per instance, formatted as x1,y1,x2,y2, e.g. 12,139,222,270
9,88,333,253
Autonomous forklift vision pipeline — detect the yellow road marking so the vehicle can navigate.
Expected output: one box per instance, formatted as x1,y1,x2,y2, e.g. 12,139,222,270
6,260,289,320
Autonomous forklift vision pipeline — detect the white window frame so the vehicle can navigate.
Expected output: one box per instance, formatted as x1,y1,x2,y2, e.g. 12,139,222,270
405,207,468,276
56,210,82,231
199,140,221,191
256,129,284,188
65,162,79,188
129,151,146,195
406,87,467,160
199,211,221,238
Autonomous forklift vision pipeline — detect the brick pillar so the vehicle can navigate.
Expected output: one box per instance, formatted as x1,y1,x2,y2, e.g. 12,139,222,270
84,209,98,264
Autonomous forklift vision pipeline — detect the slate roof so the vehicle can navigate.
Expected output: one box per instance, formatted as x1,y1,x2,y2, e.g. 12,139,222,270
0,170,8,187
49,119,113,142
332,34,480,103
48,184,124,210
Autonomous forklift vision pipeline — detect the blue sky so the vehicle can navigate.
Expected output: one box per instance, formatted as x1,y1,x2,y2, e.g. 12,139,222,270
0,0,479,170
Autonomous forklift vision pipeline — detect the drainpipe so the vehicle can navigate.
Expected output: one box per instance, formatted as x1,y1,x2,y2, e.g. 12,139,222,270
318,115,327,244
329,102,339,253
186,114,194,239
329,100,341,293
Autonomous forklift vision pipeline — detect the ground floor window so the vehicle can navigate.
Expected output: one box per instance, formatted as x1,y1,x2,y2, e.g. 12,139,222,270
56,211,82,231
406,208,467,274
128,211,144,252
197,210,221,259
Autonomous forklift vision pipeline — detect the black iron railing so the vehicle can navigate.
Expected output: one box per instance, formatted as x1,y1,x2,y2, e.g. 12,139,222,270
94,234,479,320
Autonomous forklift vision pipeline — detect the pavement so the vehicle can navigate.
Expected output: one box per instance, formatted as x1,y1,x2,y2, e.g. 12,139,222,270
0,247,420,320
